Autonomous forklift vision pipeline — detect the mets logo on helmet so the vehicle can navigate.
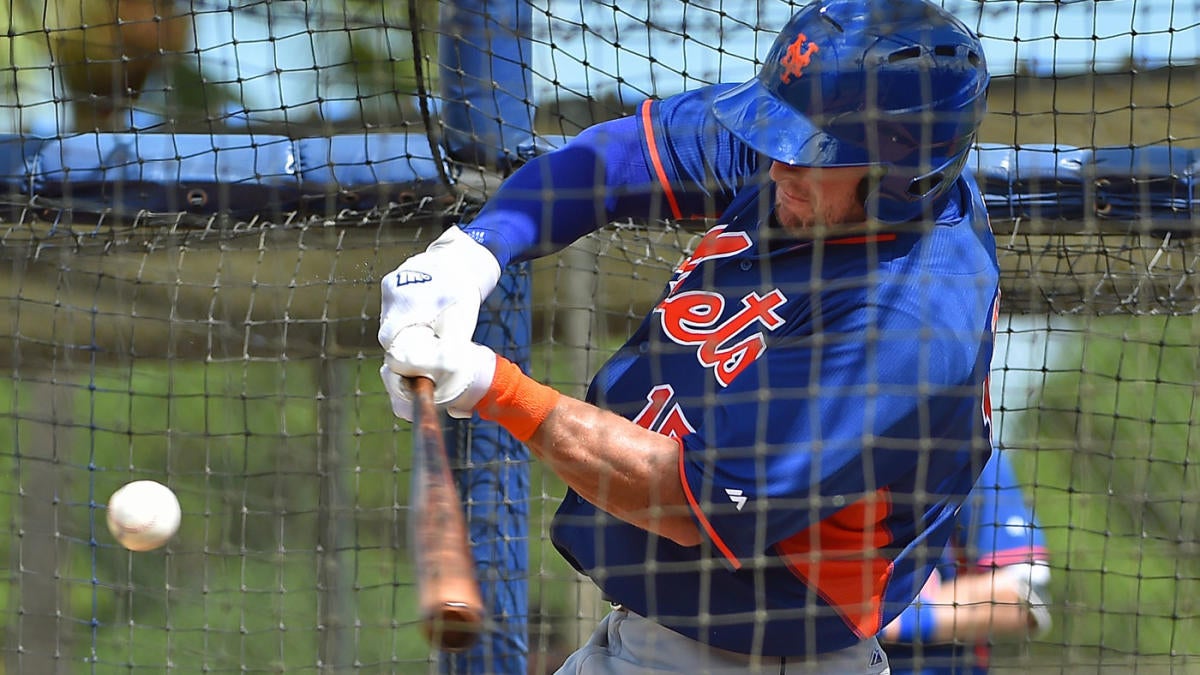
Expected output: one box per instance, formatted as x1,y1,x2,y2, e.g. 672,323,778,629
780,33,819,84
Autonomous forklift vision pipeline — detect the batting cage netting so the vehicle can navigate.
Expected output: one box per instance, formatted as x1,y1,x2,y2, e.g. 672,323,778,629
0,0,1198,673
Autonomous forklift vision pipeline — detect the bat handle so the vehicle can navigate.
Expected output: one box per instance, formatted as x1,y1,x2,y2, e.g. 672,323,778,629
408,375,435,401
406,374,485,652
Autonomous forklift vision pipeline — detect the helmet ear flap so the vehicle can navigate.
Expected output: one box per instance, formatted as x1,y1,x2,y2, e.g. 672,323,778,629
859,147,972,222
907,169,949,200
906,149,970,201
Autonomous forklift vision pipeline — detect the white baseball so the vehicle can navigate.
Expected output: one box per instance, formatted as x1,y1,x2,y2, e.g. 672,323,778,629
106,480,182,552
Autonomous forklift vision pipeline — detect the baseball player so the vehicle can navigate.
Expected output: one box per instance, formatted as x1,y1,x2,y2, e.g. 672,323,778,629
379,0,997,672
882,450,1052,674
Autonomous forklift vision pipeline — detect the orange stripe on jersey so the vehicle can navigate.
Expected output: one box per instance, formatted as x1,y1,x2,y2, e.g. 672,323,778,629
774,488,894,638
677,441,742,570
640,99,684,220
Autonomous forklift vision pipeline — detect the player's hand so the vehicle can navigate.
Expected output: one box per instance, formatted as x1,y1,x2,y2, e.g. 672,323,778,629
380,327,498,421
1000,562,1053,636
378,227,502,352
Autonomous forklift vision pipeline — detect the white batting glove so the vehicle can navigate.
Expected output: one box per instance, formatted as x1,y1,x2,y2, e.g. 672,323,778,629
380,327,498,421
1001,562,1053,636
378,227,502,352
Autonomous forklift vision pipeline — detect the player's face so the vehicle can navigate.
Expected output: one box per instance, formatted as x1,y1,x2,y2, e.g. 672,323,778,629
768,162,870,233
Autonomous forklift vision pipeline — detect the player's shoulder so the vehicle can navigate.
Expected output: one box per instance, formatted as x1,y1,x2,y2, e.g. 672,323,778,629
643,83,741,131
892,175,997,279
633,83,734,145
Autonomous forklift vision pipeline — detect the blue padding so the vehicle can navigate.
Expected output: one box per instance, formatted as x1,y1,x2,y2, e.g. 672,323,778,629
0,134,42,221
439,0,535,170
968,143,1087,220
1085,146,1196,221
295,134,445,211
32,133,301,216
2,130,1195,232
444,265,532,675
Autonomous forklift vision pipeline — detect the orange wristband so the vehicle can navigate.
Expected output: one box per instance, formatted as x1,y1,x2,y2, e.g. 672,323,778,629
475,356,562,442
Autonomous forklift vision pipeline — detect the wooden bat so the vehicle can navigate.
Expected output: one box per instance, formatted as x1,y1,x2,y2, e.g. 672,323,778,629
407,376,485,652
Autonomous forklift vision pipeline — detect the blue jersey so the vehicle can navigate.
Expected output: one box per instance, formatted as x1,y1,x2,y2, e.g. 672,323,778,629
886,451,1049,675
463,84,1001,657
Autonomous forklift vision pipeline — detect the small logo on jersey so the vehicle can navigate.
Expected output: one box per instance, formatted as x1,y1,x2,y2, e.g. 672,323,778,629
869,648,886,667
780,33,819,84
725,488,747,511
393,270,432,287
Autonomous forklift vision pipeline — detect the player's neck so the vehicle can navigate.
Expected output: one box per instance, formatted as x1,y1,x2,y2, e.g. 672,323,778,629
766,210,875,245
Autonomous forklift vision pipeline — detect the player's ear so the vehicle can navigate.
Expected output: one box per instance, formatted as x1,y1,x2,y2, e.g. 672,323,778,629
856,170,880,209
856,166,889,220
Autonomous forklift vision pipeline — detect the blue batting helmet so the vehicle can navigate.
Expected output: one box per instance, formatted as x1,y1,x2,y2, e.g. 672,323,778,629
712,0,989,223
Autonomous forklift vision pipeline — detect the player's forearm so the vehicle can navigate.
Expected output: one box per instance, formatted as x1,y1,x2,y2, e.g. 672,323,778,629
929,572,1037,641
527,397,701,546
475,356,701,546
882,571,1037,645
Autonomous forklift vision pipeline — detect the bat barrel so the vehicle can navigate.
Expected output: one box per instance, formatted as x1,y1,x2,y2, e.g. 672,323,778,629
422,601,487,652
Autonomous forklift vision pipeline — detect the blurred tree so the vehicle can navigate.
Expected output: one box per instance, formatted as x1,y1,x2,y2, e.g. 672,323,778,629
299,0,438,132
0,0,54,132
46,0,191,131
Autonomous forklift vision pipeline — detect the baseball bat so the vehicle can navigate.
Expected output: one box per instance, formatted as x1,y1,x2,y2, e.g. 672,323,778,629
407,376,485,652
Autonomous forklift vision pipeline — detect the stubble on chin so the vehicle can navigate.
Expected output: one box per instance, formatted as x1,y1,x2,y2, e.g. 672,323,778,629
779,188,875,232
774,198,814,236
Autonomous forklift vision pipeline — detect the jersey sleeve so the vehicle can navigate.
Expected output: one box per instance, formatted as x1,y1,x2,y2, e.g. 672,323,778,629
677,285,994,568
462,84,759,267
959,450,1048,568
635,83,762,221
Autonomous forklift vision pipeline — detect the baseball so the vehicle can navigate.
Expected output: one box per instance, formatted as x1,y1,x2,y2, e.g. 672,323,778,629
106,480,182,551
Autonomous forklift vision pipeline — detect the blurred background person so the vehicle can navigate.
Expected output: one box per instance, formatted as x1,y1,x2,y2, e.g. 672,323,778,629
881,449,1052,674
